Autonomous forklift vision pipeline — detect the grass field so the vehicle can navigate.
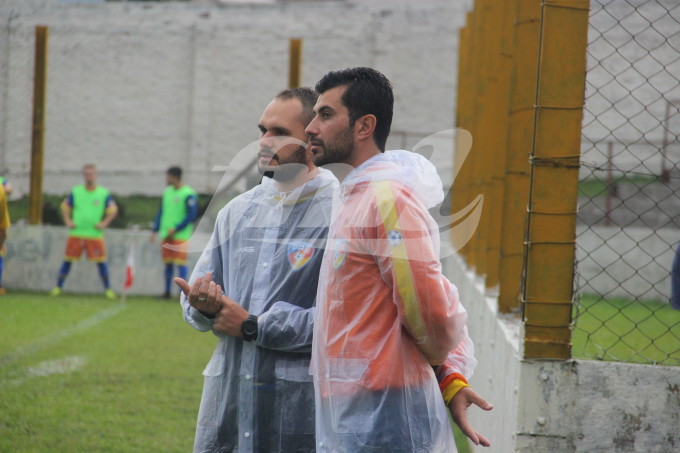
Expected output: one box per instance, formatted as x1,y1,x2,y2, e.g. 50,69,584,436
4,292,676,452
0,293,216,453
0,292,472,453
578,174,659,198
572,294,680,366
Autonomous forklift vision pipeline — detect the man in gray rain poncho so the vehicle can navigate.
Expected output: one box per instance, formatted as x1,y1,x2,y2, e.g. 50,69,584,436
176,87,336,453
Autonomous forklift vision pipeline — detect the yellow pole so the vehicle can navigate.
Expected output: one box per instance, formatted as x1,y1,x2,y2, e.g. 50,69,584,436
453,2,479,267
454,10,477,262
484,0,514,289
468,0,491,274
452,14,472,255
288,38,302,88
452,20,467,209
29,25,48,225
498,0,541,313
523,0,590,359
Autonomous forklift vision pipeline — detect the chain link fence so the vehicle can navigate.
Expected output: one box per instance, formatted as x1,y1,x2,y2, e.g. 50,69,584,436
574,0,680,365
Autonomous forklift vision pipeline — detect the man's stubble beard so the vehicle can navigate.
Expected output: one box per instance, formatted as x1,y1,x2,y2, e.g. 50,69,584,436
258,145,308,183
312,125,354,167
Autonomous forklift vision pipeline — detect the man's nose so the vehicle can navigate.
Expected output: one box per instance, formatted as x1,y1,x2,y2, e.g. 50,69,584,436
259,133,275,148
305,118,318,137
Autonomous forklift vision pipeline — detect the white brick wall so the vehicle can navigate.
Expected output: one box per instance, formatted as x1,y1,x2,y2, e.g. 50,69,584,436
0,0,471,197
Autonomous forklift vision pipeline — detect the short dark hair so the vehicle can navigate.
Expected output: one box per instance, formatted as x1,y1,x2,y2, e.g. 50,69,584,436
315,67,394,152
276,87,318,126
167,166,182,179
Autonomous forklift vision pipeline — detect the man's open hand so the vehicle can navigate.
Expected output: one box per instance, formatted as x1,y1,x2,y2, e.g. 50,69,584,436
448,387,493,447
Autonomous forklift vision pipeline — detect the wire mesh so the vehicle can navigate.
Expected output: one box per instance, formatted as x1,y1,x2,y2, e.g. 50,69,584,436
574,0,680,365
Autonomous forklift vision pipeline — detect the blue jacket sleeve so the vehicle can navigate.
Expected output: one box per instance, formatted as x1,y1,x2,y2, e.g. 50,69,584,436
152,203,162,233
174,195,198,231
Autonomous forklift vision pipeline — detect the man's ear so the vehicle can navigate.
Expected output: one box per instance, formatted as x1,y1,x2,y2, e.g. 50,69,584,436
354,114,377,141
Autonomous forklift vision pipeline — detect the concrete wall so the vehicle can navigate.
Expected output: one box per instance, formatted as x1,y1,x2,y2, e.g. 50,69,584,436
4,224,199,295
441,251,680,452
580,0,680,180
576,224,677,302
0,0,469,199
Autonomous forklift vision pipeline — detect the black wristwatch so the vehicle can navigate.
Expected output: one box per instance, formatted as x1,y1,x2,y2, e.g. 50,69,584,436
240,314,258,342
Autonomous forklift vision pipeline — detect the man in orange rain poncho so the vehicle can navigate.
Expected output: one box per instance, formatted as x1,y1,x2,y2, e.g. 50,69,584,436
306,67,493,453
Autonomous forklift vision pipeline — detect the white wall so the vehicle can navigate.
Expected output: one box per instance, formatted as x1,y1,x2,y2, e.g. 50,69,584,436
580,0,680,181
4,224,197,295
0,0,469,199
576,224,677,301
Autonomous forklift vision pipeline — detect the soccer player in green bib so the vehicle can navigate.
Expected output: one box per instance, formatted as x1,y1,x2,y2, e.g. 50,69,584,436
151,166,198,299
50,164,118,299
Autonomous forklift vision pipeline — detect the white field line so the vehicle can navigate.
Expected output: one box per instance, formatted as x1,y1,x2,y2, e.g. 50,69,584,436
5,356,88,386
0,304,126,368
26,356,86,377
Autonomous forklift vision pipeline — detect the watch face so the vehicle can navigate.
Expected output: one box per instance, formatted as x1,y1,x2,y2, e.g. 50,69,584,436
243,320,257,335
241,316,258,340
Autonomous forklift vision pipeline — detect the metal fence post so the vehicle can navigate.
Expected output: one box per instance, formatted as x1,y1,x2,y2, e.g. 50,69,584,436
452,15,470,254
453,9,477,264
523,0,590,359
470,0,492,278
498,0,541,313
484,0,514,290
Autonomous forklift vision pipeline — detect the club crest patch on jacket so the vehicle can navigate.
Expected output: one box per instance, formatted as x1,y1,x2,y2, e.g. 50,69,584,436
287,242,314,270
331,238,347,270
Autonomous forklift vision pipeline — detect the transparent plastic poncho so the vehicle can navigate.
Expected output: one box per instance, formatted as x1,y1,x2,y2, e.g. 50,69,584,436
181,169,337,453
312,150,477,453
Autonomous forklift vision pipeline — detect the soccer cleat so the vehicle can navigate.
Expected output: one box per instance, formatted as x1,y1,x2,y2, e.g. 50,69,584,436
105,289,116,300
50,287,62,296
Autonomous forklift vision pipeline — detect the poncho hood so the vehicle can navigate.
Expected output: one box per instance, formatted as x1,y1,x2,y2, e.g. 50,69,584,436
342,149,444,209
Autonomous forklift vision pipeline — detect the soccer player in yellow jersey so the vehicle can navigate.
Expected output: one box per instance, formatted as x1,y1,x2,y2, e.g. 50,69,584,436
0,183,10,295
50,164,118,299
0,176,13,196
